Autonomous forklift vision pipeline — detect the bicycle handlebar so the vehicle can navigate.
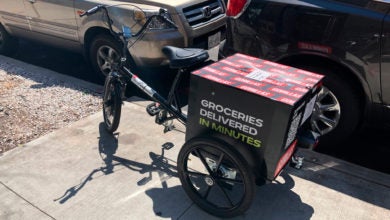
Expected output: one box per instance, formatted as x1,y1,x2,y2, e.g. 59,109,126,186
79,5,104,17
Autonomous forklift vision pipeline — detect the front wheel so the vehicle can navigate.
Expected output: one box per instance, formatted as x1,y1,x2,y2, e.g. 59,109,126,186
177,137,255,217
103,75,122,133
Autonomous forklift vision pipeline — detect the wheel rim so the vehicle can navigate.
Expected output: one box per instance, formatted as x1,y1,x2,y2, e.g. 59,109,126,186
310,86,341,135
103,84,116,127
183,145,247,210
97,45,120,76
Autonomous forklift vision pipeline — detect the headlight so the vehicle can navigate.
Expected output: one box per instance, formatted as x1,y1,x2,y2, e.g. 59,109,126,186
133,9,177,30
148,15,175,29
133,9,147,24
141,9,175,30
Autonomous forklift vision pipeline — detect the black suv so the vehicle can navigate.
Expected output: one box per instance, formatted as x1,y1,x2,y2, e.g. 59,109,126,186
224,0,390,146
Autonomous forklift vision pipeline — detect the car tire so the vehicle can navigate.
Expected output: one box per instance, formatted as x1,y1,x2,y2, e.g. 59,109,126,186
0,24,18,56
89,34,123,80
294,64,362,147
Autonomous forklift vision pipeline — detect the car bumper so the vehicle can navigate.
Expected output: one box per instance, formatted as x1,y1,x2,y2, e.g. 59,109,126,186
129,20,227,67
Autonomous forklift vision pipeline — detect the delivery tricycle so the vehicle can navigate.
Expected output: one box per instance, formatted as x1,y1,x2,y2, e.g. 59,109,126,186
81,5,322,217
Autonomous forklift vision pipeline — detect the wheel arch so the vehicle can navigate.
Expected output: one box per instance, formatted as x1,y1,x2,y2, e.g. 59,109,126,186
81,26,111,60
277,54,371,120
0,22,10,33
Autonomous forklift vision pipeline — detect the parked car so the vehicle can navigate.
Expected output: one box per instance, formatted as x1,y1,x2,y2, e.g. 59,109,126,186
224,0,390,146
0,0,227,79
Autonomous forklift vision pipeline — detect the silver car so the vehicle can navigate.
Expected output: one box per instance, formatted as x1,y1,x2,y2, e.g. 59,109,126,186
0,0,227,79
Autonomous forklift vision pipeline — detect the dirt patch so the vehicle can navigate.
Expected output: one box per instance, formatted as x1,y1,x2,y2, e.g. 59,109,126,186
0,58,102,155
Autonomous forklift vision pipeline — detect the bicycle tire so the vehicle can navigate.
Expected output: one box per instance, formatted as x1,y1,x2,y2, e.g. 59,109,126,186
177,137,255,217
102,75,122,133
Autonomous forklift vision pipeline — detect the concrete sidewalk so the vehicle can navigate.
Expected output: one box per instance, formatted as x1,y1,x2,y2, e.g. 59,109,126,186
1,100,389,220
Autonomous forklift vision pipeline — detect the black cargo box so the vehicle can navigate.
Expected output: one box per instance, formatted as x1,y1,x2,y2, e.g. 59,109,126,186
186,53,324,180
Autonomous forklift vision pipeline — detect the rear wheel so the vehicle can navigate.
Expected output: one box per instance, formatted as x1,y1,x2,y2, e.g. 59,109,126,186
103,75,122,133
177,137,255,217
0,24,18,56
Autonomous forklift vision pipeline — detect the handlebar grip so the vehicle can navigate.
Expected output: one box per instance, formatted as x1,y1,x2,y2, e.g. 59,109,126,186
80,5,103,17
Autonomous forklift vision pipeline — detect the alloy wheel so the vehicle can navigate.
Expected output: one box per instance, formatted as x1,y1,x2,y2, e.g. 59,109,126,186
97,45,120,76
310,86,341,135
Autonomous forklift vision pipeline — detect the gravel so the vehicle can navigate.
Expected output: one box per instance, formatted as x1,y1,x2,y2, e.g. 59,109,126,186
0,55,102,155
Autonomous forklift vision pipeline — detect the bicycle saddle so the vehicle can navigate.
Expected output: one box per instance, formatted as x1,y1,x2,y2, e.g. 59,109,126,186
162,46,209,69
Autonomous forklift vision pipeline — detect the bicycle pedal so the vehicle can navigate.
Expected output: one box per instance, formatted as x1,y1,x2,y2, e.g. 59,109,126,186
162,142,174,150
146,103,161,116
290,155,304,170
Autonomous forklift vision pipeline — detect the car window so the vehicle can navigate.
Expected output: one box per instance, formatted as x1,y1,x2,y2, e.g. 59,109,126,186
330,0,370,7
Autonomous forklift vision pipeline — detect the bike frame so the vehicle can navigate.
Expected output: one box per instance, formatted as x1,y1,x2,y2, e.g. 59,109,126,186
114,65,188,124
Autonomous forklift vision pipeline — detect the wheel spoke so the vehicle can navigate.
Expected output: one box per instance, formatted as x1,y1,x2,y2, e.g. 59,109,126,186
319,103,339,112
317,87,330,101
185,170,208,178
216,176,244,185
108,48,116,59
215,181,234,207
319,114,337,128
101,62,110,71
202,185,212,199
98,49,108,60
193,149,214,175
215,152,224,172
312,121,322,134
107,48,114,58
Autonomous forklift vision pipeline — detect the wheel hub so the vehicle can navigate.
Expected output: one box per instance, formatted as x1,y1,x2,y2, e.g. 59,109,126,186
204,176,214,186
97,46,119,75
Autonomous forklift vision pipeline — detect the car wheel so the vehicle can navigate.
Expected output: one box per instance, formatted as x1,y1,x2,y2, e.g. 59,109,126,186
89,34,123,80
294,65,362,146
0,24,18,56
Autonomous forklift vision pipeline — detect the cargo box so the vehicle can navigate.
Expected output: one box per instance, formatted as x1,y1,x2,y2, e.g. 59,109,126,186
186,53,324,180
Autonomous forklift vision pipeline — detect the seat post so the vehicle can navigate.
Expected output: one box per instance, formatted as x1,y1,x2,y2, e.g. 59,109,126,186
166,68,185,111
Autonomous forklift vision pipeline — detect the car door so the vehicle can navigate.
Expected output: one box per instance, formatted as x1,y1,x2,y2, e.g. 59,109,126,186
0,0,30,35
23,0,79,45
381,10,390,104
381,8,390,125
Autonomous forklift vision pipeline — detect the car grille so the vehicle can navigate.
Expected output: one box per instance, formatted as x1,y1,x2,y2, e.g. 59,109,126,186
183,0,224,27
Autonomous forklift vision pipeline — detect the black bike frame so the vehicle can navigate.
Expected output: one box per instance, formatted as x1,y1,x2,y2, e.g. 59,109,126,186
117,66,188,124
